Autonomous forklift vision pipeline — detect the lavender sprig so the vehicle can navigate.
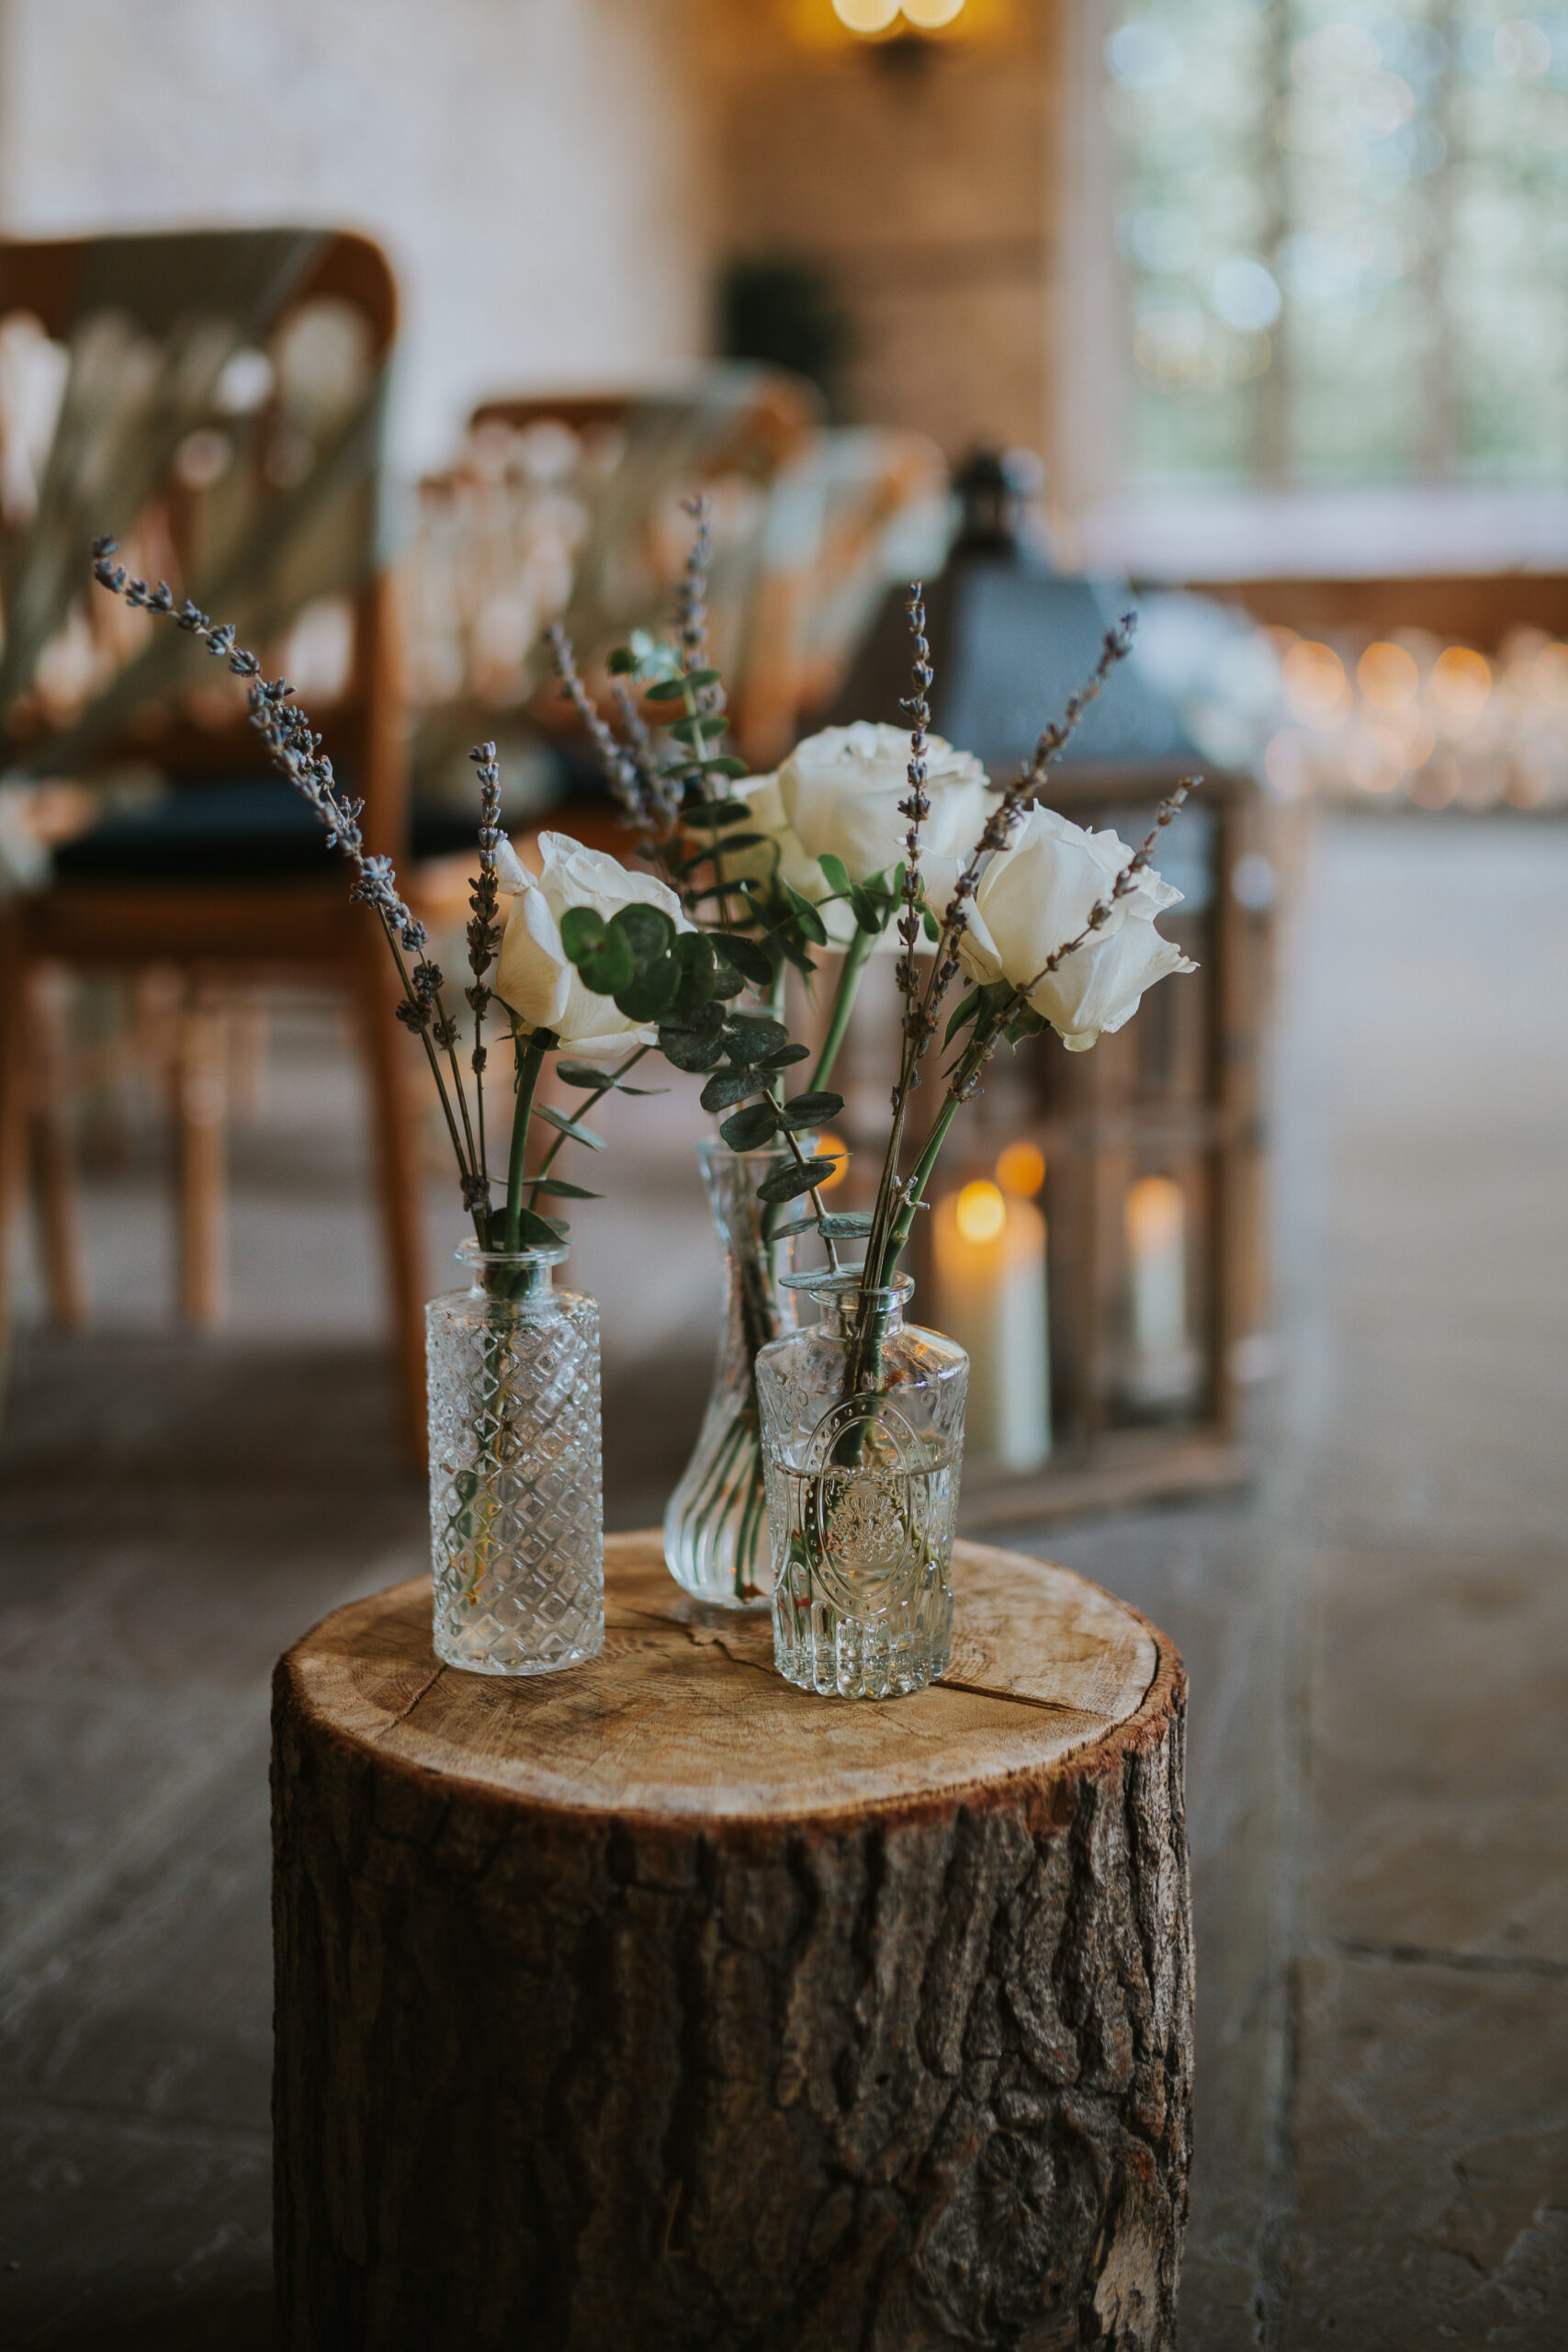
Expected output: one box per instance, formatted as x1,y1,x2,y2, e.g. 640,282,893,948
610,679,681,831
895,585,931,1042
872,780,1201,1301
544,621,651,830
675,493,722,719
465,741,505,1197
924,614,1137,1016
847,610,1144,1387
90,537,491,1225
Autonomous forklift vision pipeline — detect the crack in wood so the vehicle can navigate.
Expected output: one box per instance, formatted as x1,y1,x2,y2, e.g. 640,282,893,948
367,1660,445,1738
934,1675,1085,1717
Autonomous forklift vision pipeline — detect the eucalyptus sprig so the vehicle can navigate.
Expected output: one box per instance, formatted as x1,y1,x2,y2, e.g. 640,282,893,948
555,894,852,1264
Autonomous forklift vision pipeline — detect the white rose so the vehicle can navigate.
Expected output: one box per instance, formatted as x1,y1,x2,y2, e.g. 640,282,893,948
725,772,835,907
778,721,990,888
493,829,693,1057
721,772,889,954
958,805,1196,1052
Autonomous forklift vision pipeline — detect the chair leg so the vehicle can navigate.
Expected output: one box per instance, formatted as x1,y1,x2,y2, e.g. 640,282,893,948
228,985,269,1122
28,964,87,1330
354,942,427,1464
133,964,184,1119
176,976,228,1328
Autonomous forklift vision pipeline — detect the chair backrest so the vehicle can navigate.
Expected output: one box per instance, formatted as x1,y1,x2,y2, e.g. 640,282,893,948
0,228,404,854
403,368,820,778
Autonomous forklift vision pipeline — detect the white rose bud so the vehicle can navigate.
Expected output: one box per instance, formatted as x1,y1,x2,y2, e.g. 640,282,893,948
958,806,1196,1052
493,830,693,1057
778,721,989,888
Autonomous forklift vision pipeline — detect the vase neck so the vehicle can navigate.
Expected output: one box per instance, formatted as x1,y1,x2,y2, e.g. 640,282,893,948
696,1135,799,1241
457,1239,565,1301
784,1267,913,1340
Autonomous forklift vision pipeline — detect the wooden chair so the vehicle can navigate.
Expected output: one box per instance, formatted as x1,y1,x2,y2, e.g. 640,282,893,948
403,369,823,786
0,228,429,1453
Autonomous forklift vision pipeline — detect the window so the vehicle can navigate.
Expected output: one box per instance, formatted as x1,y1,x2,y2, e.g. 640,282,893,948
1108,4,1568,485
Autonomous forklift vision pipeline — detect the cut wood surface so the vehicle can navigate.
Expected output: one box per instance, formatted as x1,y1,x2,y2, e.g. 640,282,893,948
274,1532,1192,2352
287,1532,1159,1822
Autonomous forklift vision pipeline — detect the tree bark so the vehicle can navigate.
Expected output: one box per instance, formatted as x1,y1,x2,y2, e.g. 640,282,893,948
273,1534,1192,2351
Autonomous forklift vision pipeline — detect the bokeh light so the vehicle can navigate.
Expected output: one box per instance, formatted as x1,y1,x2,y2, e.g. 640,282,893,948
996,1140,1046,1198
1256,627,1564,811
955,1181,1008,1245
1357,641,1419,707
1282,640,1351,727
830,0,900,31
813,1132,849,1191
1429,645,1493,727
901,0,969,25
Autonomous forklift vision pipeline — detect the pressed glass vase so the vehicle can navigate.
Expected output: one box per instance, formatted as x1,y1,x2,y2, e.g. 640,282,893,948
663,1138,800,1607
426,1239,604,1676
755,1269,968,1700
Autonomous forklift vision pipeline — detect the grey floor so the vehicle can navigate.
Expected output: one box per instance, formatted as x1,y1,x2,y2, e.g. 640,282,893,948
1,814,1563,2348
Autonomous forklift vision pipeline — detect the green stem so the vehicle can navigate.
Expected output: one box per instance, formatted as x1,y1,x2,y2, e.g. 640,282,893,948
526,1043,649,1191
882,1017,1001,1276
503,1032,549,1253
885,1102,963,1276
809,922,876,1094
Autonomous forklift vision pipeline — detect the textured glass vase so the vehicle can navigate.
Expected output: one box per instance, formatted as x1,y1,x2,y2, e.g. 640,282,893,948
426,1239,604,1676
663,1138,800,1607
756,1269,968,1699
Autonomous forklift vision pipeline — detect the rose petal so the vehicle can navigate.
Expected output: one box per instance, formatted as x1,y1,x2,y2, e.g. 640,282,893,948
493,879,572,1033
491,831,531,895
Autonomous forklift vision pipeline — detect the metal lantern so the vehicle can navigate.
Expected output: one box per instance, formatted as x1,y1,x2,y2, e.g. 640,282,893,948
818,452,1274,1524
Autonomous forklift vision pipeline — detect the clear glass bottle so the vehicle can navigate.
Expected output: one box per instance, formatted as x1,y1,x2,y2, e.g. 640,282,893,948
755,1269,968,1699
426,1239,604,1676
663,1138,800,1607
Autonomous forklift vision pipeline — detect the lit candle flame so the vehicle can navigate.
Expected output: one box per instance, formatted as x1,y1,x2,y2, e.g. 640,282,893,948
954,1180,1007,1246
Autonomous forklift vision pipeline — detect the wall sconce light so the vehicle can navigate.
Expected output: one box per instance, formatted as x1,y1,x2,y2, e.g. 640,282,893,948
831,0,968,28
787,0,1010,62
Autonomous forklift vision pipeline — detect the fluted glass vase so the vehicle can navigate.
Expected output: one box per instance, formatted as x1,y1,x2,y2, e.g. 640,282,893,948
755,1269,967,1699
663,1138,801,1607
426,1239,604,1676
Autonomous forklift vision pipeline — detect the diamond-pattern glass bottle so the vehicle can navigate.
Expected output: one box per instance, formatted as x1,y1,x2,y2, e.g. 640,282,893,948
662,1139,800,1608
756,1270,967,1700
426,1240,603,1676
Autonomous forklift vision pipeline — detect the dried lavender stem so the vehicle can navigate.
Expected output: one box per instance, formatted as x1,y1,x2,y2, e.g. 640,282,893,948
545,622,651,830
88,539,491,1231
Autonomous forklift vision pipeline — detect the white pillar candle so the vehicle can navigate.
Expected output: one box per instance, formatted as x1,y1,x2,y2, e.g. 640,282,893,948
931,1181,1050,1471
1125,1174,1187,1363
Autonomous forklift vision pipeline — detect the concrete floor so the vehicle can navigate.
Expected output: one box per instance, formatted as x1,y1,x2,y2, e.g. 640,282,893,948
0,813,1562,2348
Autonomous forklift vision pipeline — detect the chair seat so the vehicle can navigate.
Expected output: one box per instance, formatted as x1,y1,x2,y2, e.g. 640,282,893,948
51,779,480,883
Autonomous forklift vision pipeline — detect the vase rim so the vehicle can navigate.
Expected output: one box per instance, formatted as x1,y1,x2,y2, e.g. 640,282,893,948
455,1237,570,1269
782,1265,915,1305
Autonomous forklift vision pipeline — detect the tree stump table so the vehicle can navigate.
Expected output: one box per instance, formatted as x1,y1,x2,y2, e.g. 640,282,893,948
272,1533,1192,2352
